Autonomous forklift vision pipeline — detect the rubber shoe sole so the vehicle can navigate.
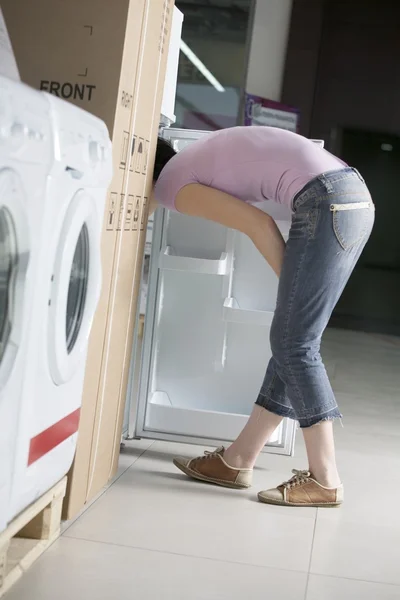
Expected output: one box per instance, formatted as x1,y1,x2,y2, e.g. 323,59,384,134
257,491,342,508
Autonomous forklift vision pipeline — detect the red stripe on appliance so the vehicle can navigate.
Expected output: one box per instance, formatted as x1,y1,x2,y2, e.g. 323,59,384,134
28,408,81,466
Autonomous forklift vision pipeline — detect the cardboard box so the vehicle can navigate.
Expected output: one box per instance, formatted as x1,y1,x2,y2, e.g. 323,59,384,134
3,0,174,518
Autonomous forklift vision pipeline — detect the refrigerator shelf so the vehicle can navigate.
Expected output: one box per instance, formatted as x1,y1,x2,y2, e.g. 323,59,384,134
144,391,282,446
159,246,229,275
223,297,274,326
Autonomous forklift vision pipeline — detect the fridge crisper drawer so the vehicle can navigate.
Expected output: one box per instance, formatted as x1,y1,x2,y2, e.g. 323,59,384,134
159,246,229,274
141,392,295,455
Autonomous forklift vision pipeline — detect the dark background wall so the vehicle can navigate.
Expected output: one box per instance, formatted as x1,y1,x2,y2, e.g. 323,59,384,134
282,0,400,336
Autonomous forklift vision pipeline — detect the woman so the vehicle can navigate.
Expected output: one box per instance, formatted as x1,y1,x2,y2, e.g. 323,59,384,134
151,126,374,508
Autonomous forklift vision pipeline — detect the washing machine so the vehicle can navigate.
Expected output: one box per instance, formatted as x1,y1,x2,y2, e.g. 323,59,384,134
7,94,112,522
0,75,54,532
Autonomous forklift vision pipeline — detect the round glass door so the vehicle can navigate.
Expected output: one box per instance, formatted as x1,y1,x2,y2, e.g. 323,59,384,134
0,169,30,390
66,224,90,354
48,190,102,385
0,207,18,365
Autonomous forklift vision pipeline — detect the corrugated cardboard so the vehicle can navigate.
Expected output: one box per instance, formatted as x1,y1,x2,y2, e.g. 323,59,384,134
3,0,174,518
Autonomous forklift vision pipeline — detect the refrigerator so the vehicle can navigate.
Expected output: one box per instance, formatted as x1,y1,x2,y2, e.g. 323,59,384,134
123,127,298,456
121,4,325,456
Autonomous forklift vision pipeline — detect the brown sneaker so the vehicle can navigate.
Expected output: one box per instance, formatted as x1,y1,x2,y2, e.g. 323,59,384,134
258,470,343,508
173,447,252,489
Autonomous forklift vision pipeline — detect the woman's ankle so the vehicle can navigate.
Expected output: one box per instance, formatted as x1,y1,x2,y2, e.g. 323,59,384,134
223,448,255,470
310,467,341,488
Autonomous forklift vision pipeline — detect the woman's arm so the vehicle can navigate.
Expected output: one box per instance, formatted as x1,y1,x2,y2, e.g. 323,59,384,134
175,183,286,277
148,194,158,216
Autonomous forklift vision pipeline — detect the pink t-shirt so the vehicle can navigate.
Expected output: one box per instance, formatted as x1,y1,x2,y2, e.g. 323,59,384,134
154,126,346,211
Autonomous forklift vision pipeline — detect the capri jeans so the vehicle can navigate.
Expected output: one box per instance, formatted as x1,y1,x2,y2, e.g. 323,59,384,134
255,167,375,427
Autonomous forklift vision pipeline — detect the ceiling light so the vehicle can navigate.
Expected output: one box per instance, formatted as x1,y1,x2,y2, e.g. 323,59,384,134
180,40,225,93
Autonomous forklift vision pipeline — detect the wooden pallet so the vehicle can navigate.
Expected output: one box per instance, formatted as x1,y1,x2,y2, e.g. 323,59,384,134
0,477,67,598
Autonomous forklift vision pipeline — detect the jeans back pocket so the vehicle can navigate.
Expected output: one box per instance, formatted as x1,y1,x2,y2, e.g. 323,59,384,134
331,201,374,251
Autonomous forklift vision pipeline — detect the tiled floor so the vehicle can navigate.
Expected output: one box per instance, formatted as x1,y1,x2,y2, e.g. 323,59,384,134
6,330,400,599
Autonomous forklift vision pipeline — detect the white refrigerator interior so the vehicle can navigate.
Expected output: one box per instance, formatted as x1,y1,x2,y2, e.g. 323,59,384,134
0,75,53,533
6,93,112,524
128,128,297,455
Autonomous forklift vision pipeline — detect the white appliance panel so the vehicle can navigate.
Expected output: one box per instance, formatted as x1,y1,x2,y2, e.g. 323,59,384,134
6,93,112,523
0,76,54,532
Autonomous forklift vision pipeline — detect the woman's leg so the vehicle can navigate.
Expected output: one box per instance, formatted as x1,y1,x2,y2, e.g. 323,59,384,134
224,412,341,488
302,421,341,488
223,406,283,469
224,408,341,487
255,171,374,504
229,172,373,491
173,171,373,503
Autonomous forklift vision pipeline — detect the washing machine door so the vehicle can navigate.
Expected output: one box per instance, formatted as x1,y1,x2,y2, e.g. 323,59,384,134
0,169,30,389
48,190,102,385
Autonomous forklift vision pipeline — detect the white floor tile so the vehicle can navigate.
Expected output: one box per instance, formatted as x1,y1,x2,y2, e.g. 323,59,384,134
5,537,308,600
117,438,155,475
64,442,315,572
333,391,400,437
61,439,154,533
307,574,400,600
317,445,400,528
311,515,400,585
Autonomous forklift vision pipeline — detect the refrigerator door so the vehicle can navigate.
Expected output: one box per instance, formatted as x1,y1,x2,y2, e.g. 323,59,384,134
130,127,296,455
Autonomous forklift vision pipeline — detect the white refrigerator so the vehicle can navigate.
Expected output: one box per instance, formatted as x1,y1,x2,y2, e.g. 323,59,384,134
123,127,298,456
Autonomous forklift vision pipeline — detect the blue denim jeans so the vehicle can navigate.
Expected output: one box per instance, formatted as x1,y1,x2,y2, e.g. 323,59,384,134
255,167,375,427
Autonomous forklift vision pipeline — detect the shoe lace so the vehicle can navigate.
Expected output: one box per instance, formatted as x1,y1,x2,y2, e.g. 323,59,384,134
203,447,225,459
282,469,311,490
